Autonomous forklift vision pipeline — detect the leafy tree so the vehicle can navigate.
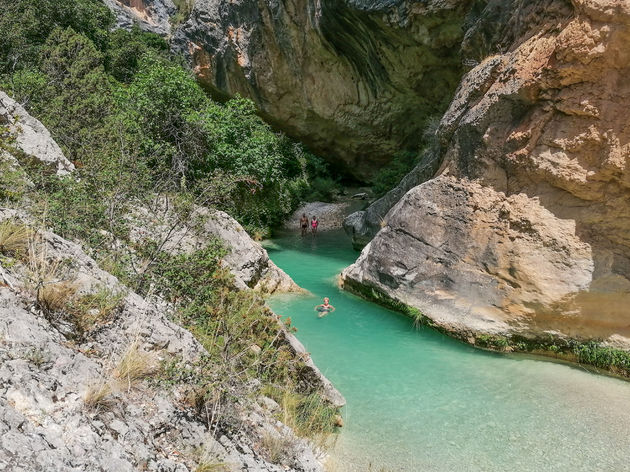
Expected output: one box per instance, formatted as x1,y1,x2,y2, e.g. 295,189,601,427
105,27,169,83
0,0,113,73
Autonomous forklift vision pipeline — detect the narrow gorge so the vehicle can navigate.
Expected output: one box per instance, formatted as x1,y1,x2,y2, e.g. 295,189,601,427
1,0,630,471
114,0,630,359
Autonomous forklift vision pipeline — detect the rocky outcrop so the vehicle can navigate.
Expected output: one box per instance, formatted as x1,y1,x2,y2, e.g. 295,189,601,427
0,207,329,471
343,0,630,347
0,91,74,176
102,0,176,36
286,201,357,232
167,0,471,180
128,200,299,293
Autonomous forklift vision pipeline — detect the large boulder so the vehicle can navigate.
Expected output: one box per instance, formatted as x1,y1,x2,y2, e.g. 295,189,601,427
344,0,630,346
128,200,300,293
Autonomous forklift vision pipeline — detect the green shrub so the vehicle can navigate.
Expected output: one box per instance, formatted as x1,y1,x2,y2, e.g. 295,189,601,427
1,0,331,236
172,0,195,26
572,341,630,375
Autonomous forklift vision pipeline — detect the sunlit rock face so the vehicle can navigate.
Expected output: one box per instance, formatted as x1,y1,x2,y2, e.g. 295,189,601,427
102,0,176,35
344,0,630,345
171,0,472,180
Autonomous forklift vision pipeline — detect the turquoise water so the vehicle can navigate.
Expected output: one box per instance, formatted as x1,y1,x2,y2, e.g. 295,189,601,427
266,230,630,472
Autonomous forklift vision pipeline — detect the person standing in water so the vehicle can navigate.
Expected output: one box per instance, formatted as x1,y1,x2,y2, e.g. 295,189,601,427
299,213,309,236
315,297,335,317
311,215,319,234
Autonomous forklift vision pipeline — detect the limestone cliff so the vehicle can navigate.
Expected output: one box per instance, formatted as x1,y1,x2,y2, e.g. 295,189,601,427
105,0,473,180
343,0,630,347
173,0,472,180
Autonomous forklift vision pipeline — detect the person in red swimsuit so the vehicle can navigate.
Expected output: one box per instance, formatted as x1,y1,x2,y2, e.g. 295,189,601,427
311,215,319,234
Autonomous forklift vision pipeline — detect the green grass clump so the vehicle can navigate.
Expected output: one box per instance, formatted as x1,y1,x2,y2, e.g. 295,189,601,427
475,334,510,350
172,0,194,26
261,385,340,448
571,341,630,376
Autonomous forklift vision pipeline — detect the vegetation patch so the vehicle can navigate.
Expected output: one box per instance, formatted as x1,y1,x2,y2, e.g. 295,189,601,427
114,342,159,389
172,0,195,26
147,244,340,444
260,432,295,465
0,0,341,451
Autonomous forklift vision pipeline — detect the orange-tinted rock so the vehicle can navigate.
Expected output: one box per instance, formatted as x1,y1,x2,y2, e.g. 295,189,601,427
344,0,630,346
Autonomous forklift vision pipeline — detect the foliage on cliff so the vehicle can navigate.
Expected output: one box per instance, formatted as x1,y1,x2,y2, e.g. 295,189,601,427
0,0,341,455
0,0,327,235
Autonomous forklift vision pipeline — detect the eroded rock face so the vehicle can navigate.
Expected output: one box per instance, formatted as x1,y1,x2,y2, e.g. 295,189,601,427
102,0,176,36
344,0,630,345
171,0,470,180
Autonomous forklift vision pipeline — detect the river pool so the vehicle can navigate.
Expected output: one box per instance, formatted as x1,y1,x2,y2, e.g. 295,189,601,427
266,230,630,472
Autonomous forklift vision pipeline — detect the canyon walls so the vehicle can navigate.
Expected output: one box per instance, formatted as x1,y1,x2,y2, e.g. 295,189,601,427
344,0,630,346
170,0,474,180
103,0,630,345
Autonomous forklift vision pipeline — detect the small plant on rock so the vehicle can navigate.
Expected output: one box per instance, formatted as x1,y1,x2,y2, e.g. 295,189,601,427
68,287,125,333
260,432,294,465
84,380,114,411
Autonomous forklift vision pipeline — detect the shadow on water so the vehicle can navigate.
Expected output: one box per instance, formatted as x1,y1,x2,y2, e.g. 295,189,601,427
267,229,630,472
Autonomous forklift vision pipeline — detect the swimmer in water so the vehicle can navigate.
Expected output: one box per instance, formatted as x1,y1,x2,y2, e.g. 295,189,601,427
315,297,335,317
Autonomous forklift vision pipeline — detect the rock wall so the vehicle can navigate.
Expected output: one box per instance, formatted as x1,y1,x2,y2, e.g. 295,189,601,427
343,0,630,346
168,0,473,180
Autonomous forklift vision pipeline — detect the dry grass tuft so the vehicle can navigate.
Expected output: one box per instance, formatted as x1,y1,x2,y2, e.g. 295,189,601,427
84,381,114,411
37,280,78,314
261,432,294,465
114,342,158,388
26,232,79,318
195,462,229,472
0,220,32,257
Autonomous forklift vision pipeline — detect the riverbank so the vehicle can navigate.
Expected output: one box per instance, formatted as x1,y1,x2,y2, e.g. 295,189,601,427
340,275,630,381
267,229,630,472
